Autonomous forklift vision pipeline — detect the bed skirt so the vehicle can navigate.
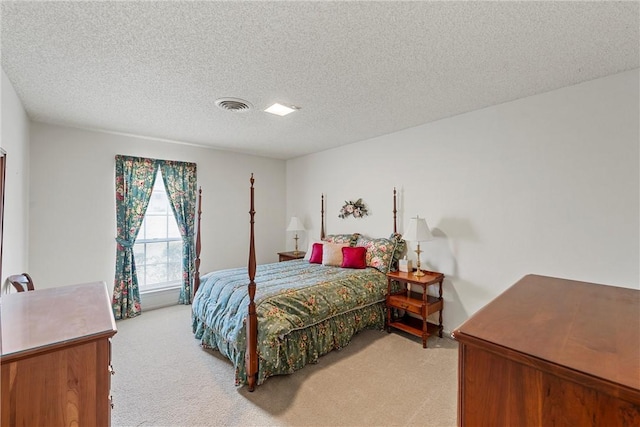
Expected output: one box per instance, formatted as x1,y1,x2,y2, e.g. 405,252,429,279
193,302,386,386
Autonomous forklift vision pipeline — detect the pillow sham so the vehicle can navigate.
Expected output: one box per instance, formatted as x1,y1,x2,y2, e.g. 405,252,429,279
324,233,358,247
309,243,324,264
355,233,406,274
388,232,407,271
322,242,348,267
341,246,367,269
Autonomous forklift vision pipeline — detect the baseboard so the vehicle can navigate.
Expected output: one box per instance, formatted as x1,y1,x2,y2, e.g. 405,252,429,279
140,286,181,311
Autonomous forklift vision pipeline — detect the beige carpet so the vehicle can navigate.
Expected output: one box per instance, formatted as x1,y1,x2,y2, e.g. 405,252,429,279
111,304,458,427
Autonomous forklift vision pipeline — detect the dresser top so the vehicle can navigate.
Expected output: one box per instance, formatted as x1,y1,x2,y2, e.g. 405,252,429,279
1,281,117,361
453,274,640,392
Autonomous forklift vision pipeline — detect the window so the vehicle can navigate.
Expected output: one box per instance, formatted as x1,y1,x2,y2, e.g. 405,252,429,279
134,171,182,291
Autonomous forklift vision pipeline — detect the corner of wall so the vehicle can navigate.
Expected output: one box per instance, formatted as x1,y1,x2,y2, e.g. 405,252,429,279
1,67,31,282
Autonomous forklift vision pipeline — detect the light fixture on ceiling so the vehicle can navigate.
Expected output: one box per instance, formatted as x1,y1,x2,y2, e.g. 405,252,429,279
264,103,299,116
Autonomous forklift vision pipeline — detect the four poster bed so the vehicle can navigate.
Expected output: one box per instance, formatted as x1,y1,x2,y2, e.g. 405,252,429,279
191,175,405,391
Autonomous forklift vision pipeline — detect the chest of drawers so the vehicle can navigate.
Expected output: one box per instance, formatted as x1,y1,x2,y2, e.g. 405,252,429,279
1,282,117,427
452,275,640,426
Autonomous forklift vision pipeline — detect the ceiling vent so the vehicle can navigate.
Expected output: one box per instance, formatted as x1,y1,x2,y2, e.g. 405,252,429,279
215,97,252,112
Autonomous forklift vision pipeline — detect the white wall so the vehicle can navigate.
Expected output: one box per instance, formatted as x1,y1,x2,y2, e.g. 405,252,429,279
29,123,286,297
287,69,640,333
0,69,30,292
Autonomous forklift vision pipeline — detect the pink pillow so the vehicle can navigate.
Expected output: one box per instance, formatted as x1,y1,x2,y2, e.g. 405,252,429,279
309,243,324,264
341,246,367,269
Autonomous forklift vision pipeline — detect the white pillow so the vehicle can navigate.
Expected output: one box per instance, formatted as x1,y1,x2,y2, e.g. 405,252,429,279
322,243,348,266
303,240,324,260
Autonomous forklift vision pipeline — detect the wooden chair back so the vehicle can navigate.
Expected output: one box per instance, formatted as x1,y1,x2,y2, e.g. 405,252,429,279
8,273,35,292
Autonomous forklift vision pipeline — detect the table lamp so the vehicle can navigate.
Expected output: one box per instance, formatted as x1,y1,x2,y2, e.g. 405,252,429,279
404,215,433,277
286,216,306,255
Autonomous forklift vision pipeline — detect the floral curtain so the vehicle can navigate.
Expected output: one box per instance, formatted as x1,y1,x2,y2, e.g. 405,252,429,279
112,155,159,320
159,160,197,304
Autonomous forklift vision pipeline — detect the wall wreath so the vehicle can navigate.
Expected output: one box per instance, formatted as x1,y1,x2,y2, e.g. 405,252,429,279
339,198,369,219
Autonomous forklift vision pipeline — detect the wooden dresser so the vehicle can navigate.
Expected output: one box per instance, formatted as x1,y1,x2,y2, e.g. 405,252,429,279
452,274,640,426
1,282,117,427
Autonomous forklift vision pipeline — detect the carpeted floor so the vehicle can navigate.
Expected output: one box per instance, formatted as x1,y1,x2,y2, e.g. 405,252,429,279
111,304,458,427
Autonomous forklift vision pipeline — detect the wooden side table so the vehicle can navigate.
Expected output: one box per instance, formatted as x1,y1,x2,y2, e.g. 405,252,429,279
278,251,306,262
386,270,444,348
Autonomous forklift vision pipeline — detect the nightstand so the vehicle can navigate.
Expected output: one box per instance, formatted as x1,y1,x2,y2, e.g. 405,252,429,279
386,270,444,348
278,251,306,262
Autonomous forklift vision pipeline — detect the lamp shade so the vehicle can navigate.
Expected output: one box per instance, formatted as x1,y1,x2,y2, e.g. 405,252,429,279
286,216,306,232
404,215,433,242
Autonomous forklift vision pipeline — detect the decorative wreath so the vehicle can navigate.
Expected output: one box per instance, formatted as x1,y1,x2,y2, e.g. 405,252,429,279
339,198,369,219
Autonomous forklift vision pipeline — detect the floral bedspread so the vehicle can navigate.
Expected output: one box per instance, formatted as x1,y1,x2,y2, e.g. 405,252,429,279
192,259,388,385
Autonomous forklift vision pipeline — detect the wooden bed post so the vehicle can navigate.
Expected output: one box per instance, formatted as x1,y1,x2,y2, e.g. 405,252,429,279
393,187,397,234
193,187,202,297
321,193,325,240
246,174,258,391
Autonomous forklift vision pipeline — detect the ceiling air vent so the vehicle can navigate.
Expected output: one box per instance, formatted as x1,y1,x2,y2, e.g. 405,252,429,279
215,97,252,112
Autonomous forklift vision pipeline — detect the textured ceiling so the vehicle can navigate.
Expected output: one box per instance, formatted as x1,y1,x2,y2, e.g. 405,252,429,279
1,1,638,160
